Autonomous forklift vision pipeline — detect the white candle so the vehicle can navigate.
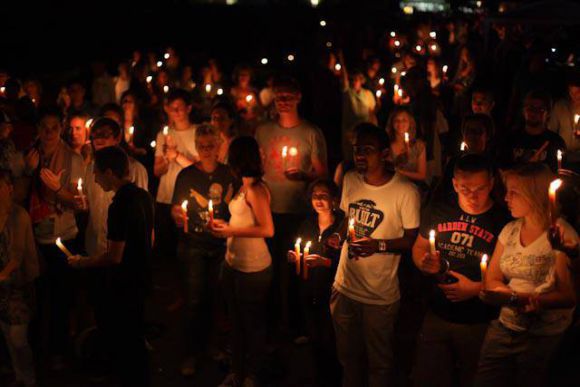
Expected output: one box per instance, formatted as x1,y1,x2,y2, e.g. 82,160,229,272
181,200,189,233
303,241,312,280
549,179,562,226
404,132,410,151
77,178,86,209
429,230,437,256
460,141,468,152
208,199,214,225
294,238,302,275
56,237,73,257
557,149,563,171
480,254,488,283
348,218,355,241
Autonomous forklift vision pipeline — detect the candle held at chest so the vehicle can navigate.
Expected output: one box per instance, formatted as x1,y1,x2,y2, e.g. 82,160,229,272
181,200,189,233
429,230,437,256
56,238,73,257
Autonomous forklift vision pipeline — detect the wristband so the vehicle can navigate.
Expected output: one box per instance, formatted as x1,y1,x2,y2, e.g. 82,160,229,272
378,240,387,253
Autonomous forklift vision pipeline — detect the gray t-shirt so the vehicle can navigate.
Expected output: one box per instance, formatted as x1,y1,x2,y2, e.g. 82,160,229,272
255,120,327,214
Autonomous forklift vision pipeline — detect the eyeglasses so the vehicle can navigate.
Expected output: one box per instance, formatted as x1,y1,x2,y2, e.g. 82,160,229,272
456,184,490,197
353,145,379,156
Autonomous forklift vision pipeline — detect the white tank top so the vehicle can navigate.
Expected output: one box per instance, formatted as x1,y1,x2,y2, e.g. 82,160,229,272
225,189,271,273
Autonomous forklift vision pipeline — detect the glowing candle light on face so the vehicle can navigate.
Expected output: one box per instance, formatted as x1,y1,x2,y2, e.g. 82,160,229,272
208,199,214,226
557,149,563,171
429,230,437,256
181,200,189,233
480,254,488,284
295,238,302,275
56,237,73,257
303,241,312,280
77,178,86,209
549,179,562,226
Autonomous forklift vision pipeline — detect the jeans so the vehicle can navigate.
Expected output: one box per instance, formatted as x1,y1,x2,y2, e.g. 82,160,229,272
413,311,489,387
222,263,272,379
330,288,400,387
0,322,35,386
177,241,225,357
474,320,563,387
154,203,177,259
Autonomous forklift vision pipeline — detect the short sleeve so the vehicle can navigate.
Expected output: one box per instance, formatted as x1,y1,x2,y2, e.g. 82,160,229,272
498,221,516,245
399,184,421,230
154,130,166,158
310,126,328,168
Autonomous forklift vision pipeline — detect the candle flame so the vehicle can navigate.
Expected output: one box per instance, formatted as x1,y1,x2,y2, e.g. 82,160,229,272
349,218,355,227
375,90,382,98
282,146,288,157
391,66,397,74
163,126,169,136
390,31,396,38
460,142,468,151
305,241,312,249
429,229,436,240
430,44,438,51
164,53,170,59
415,45,422,52
289,147,298,157
394,40,401,47
334,63,342,71
557,149,562,161
295,237,302,246
442,65,448,73
208,199,213,211
404,132,410,143
287,54,295,62
217,88,224,95
77,178,83,190
85,118,93,128
150,140,157,148
394,84,400,93
163,85,169,93
205,84,212,93
261,57,268,65
146,76,153,83
397,88,403,97
429,31,437,39
181,200,188,211
378,78,385,85
156,60,163,68
575,114,580,125
481,254,488,266
129,126,135,135
549,179,562,194
245,94,253,103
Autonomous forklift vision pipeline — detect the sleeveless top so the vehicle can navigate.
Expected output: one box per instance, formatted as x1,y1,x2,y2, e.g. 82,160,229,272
225,189,271,273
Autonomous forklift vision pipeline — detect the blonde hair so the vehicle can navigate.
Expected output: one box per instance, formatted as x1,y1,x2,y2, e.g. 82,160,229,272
386,108,418,143
503,163,554,229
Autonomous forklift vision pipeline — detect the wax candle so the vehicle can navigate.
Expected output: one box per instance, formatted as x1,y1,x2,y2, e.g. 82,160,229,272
303,241,312,280
56,237,73,257
404,132,410,151
548,179,562,226
429,230,437,256
77,178,86,209
294,238,302,275
181,200,189,233
348,218,355,241
480,254,488,284
208,199,214,225
557,149,563,171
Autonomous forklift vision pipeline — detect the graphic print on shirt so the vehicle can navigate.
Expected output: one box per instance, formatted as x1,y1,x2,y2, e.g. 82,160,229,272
348,199,384,238
436,213,495,260
266,135,302,179
188,183,233,232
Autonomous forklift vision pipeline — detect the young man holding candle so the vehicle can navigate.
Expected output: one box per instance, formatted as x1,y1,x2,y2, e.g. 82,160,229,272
498,90,566,173
412,154,510,387
153,89,198,258
331,123,420,387
23,107,85,370
170,124,236,376
548,72,580,168
254,76,327,331
68,146,154,387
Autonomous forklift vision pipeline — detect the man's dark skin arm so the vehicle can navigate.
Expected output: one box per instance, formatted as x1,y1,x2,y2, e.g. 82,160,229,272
350,228,419,257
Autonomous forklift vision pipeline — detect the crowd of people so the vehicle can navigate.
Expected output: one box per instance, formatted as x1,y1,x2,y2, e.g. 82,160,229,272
0,10,579,387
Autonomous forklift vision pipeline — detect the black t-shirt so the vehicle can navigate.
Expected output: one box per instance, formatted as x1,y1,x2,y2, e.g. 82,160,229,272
419,199,511,324
172,163,238,249
499,129,566,172
107,183,155,297
296,210,345,303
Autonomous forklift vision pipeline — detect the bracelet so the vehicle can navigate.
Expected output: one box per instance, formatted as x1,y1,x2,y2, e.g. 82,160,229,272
378,240,387,253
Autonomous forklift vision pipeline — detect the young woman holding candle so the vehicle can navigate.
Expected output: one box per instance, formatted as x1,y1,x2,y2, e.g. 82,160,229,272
385,108,428,184
209,136,274,387
287,179,344,384
476,162,578,387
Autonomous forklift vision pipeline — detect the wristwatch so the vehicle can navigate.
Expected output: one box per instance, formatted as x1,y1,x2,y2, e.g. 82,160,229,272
437,258,450,275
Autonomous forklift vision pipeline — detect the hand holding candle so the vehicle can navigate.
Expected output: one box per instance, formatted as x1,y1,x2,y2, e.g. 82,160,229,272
348,218,355,242
294,238,302,275
56,237,73,257
181,200,189,233
429,230,437,256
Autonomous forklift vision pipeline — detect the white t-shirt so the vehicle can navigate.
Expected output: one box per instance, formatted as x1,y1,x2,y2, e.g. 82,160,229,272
497,218,578,335
155,125,198,204
85,158,148,257
333,171,421,305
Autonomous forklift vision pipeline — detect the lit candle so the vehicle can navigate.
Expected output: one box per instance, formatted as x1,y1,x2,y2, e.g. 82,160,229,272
429,230,437,256
261,57,268,65
442,65,448,74
575,114,580,126
348,218,355,241
217,88,224,96
156,60,163,68
245,94,253,103
205,84,212,93
415,44,422,53
287,54,295,62
557,149,563,171
303,241,312,280
480,254,488,284
163,85,169,94
150,140,157,149
289,147,298,170
394,40,401,47
429,31,437,39
375,90,382,98
85,118,94,128
128,126,135,144
282,146,288,170
404,132,410,151
334,63,342,72
460,141,468,152
146,75,153,84
208,199,214,226
548,179,562,226
390,31,396,38
164,52,170,60
397,88,404,98
77,178,86,209
294,238,302,275
56,237,73,257
378,77,385,86
181,200,189,233
391,66,397,74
